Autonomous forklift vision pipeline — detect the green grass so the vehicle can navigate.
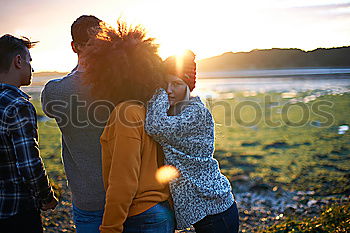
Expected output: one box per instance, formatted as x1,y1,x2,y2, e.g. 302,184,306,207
208,92,350,232
31,99,65,196
210,92,350,196
30,91,350,232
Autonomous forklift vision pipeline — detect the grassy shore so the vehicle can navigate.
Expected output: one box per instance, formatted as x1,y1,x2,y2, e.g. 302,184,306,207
212,92,350,196
31,91,350,232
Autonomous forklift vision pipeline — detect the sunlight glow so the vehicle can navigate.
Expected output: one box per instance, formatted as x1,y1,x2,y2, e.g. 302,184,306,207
1,0,349,72
155,165,179,184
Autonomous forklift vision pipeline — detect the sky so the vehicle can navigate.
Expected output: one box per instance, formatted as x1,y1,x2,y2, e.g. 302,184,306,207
1,0,350,72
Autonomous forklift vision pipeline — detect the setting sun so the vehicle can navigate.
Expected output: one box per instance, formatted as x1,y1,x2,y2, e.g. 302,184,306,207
1,0,349,72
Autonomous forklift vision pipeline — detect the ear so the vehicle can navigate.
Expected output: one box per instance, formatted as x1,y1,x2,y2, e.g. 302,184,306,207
13,55,22,69
71,41,78,54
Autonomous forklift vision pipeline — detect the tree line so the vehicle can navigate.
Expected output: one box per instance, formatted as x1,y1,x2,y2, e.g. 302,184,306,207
198,46,350,72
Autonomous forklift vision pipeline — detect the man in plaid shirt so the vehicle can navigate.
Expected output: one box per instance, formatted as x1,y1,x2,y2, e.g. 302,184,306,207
0,34,58,233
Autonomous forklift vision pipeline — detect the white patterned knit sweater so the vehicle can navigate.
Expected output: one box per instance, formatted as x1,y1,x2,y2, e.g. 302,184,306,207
145,89,234,229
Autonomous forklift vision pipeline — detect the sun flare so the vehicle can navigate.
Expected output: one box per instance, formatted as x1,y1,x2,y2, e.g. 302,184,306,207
155,165,179,184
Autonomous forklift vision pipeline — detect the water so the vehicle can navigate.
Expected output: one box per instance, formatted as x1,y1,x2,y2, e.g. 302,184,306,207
195,76,350,93
197,68,350,78
22,68,350,97
193,69,350,98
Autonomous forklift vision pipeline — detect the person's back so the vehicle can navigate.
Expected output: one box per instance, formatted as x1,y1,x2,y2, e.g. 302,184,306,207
41,15,108,233
100,101,171,232
41,70,109,210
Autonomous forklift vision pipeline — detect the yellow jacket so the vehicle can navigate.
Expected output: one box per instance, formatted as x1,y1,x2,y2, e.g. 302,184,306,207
100,101,169,233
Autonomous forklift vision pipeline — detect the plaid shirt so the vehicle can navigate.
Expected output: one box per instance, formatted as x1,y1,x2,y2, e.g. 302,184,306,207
0,83,54,219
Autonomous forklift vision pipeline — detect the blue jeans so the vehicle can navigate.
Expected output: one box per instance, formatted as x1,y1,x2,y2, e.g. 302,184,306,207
72,204,104,233
123,201,175,233
193,202,239,233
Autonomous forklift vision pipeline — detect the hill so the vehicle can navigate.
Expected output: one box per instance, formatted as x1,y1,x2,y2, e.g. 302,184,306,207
33,71,68,78
197,46,350,72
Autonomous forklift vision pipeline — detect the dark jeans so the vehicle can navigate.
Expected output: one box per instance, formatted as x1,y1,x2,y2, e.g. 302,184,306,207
0,209,43,233
193,202,239,233
72,204,104,233
123,201,175,233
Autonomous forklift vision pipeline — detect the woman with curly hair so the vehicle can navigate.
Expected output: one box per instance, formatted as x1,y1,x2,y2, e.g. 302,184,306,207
145,51,239,233
81,22,188,233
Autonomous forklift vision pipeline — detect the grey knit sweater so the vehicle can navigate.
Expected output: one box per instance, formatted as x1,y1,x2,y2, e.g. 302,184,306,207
41,70,107,211
145,89,234,229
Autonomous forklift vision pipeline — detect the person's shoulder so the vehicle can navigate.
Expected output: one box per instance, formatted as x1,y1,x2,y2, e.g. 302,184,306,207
115,101,145,114
43,71,78,92
111,101,146,122
190,96,204,104
188,96,208,110
114,101,146,116
187,96,212,118
105,101,145,133
5,96,35,116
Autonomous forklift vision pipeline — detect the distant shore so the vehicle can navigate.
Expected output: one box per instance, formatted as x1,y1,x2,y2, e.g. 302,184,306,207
197,68,350,79
33,71,69,78
33,68,350,81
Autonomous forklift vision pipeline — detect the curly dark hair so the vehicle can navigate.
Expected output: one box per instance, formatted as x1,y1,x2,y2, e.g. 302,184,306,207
81,21,166,105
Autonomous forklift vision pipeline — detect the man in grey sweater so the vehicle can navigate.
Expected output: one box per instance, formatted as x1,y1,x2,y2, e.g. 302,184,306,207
41,15,112,233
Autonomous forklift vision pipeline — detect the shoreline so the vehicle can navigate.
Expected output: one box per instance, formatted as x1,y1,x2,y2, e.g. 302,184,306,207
198,73,350,80
197,68,350,79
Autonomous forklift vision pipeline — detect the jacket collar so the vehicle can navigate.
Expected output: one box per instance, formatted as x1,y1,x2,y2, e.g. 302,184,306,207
0,83,30,100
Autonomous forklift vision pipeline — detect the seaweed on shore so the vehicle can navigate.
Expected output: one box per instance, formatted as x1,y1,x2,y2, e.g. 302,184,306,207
259,200,350,233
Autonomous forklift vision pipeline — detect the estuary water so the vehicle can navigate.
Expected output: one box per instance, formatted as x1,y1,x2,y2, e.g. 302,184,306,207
23,68,350,97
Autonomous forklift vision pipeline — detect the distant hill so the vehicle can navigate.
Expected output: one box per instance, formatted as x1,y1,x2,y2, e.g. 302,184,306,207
33,71,68,77
34,46,350,76
197,46,350,72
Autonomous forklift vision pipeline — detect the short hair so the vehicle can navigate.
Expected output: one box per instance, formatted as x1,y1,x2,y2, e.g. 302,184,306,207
0,34,37,73
71,15,102,45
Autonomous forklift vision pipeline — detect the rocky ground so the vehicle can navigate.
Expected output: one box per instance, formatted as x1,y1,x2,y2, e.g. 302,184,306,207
41,177,349,233
41,178,75,233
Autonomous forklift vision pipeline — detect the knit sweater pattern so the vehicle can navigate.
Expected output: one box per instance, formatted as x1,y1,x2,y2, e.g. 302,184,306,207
145,89,234,229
